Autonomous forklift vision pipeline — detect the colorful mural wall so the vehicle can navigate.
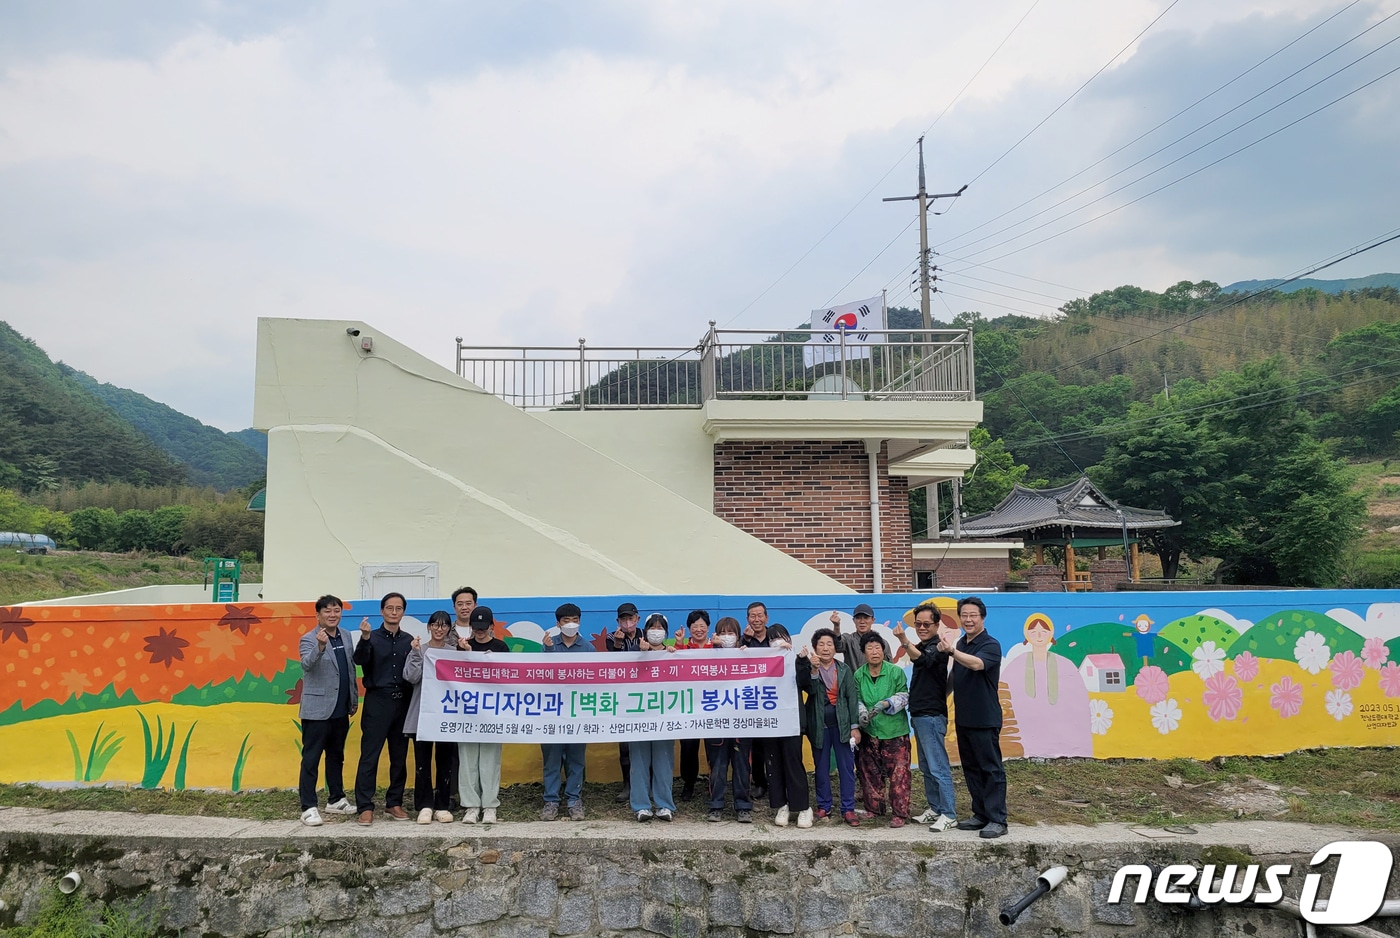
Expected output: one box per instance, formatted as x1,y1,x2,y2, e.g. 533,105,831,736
1,590,1398,792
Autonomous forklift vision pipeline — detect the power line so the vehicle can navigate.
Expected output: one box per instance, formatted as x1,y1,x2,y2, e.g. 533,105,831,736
946,62,1400,272
940,0,1369,250
966,0,1183,186
945,26,1400,261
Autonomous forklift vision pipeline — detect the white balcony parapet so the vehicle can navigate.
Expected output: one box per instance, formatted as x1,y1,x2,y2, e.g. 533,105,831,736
455,324,975,410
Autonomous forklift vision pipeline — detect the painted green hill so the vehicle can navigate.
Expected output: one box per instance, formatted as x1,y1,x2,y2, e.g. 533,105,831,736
1056,622,1192,686
1158,614,1241,655
1228,609,1364,662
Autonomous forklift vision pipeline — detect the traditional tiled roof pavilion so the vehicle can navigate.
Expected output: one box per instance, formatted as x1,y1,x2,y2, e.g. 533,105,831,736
944,476,1178,588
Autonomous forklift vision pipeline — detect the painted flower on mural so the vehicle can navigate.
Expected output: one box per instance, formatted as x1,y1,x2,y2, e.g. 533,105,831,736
1089,699,1114,735
1232,650,1259,682
1293,631,1330,675
1191,640,1226,679
1378,662,1400,698
1324,689,1353,721
0,607,32,644
1361,636,1390,670
286,679,303,706
142,627,190,669
1202,672,1243,722
1134,665,1170,704
1269,676,1304,719
1149,698,1182,734
218,605,262,636
1328,650,1364,691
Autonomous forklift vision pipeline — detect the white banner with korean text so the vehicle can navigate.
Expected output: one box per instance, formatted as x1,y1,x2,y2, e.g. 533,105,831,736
417,648,800,743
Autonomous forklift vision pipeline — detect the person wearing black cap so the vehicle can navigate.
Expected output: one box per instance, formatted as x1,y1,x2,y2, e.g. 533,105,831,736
609,601,642,801
456,605,509,823
540,601,592,820
829,603,877,670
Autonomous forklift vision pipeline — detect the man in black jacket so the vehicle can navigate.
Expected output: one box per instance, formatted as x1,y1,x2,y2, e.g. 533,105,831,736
608,601,642,800
352,592,415,825
940,596,1007,839
895,602,957,831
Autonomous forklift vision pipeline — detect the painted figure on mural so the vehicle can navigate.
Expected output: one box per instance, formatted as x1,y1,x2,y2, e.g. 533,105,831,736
1002,613,1093,758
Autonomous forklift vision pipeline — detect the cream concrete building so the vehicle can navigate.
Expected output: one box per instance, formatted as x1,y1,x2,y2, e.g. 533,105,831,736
253,318,983,600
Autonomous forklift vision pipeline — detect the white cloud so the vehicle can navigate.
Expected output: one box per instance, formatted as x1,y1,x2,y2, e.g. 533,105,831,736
1326,603,1400,639
0,1,1395,428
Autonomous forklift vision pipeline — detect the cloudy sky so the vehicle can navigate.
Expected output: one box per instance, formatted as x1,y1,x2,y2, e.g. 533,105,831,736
2,0,1398,430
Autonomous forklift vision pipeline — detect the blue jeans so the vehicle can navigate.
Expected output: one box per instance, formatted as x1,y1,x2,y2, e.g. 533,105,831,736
629,740,677,814
910,714,957,820
541,743,586,806
814,723,856,813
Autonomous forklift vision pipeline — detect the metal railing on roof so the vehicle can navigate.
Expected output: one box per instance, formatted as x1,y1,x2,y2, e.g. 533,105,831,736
454,324,974,410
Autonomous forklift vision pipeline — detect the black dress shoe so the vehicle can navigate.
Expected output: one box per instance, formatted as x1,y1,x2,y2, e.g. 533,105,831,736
956,817,987,830
978,822,1008,839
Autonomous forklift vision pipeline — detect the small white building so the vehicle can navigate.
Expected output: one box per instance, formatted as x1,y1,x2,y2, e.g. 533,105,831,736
1080,653,1127,693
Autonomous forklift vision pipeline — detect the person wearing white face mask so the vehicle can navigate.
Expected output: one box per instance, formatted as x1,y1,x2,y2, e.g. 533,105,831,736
629,613,679,822
540,602,593,820
705,617,754,823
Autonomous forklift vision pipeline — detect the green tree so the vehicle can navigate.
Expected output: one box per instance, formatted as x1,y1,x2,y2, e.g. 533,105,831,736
149,505,192,554
112,509,153,552
961,427,1043,515
69,506,118,550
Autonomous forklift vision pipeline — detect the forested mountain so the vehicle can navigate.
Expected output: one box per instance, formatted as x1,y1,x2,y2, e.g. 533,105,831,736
65,369,265,490
229,428,268,458
1222,272,1400,294
0,322,186,491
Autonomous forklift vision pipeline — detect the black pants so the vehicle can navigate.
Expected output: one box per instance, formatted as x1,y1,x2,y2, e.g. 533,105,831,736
764,734,810,812
678,738,700,786
618,742,631,787
355,689,411,812
750,738,768,790
705,738,752,811
956,725,1007,825
299,715,349,810
412,737,458,812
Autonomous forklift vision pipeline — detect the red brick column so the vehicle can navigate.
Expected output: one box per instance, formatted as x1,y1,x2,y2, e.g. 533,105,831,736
713,440,912,592
1025,564,1062,592
1089,558,1130,592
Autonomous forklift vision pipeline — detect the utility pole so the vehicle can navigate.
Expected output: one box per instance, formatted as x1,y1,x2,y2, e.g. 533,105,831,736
883,136,966,330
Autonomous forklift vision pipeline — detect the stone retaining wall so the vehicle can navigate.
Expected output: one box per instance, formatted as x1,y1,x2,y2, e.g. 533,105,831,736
3,815,1397,937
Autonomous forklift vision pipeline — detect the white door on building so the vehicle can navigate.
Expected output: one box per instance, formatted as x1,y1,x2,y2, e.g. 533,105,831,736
359,562,439,600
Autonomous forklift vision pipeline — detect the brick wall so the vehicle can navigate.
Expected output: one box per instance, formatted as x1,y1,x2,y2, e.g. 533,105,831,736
912,554,1009,590
713,441,912,592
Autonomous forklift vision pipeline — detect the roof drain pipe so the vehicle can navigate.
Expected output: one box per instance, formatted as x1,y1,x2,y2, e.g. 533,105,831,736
865,440,883,593
999,866,1068,926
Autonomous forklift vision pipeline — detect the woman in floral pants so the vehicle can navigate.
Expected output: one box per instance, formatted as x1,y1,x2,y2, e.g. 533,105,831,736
853,632,912,827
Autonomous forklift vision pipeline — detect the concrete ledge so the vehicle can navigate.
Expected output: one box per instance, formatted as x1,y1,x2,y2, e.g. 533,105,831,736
2,807,1397,937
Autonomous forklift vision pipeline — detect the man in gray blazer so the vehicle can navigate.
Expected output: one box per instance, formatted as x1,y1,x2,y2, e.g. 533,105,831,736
299,594,360,826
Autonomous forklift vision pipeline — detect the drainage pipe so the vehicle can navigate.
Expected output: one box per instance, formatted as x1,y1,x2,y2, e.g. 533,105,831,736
865,440,883,593
999,866,1068,926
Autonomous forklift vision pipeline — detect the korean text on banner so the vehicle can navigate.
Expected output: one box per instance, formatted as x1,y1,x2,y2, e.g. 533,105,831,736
417,648,801,744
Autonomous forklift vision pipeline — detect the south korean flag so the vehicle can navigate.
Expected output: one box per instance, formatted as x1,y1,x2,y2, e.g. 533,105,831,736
804,295,882,368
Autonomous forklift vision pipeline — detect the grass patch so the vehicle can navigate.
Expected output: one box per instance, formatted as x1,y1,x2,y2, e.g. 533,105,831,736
0,748,1397,829
0,551,263,605
5,888,158,938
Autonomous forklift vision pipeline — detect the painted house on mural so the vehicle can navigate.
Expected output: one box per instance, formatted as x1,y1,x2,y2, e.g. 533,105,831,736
251,316,988,601
1080,653,1128,692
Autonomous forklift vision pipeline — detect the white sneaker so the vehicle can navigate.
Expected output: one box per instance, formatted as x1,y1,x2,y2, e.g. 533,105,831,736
929,814,957,832
796,808,813,829
637,809,654,822
773,805,790,827
301,807,323,827
416,808,433,825
482,808,497,824
434,810,454,823
461,808,480,824
324,798,355,815
656,808,673,822
912,808,937,824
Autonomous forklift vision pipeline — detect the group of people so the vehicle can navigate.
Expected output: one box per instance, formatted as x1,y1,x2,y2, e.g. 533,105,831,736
296,590,1010,839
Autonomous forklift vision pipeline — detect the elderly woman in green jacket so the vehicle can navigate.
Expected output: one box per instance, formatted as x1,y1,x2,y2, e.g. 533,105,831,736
854,631,912,827
798,627,861,825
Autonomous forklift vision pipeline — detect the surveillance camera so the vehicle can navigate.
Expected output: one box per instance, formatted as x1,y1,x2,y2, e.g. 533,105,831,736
346,328,361,337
